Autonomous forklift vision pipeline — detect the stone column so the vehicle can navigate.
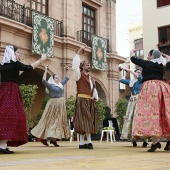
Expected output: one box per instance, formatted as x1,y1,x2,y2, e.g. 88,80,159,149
106,0,116,52
107,53,125,117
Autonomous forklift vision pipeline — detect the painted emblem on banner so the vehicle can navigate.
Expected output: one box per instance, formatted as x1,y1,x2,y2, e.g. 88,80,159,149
32,11,54,57
92,35,107,71
39,28,49,45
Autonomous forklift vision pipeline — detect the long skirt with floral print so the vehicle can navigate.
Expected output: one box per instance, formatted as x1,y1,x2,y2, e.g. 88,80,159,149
31,97,70,139
133,80,170,139
120,95,138,140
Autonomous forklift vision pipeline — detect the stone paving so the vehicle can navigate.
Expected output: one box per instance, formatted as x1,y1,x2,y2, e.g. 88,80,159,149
0,141,170,170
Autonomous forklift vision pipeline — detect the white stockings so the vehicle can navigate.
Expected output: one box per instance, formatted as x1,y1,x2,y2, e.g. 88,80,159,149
0,140,7,149
79,133,92,145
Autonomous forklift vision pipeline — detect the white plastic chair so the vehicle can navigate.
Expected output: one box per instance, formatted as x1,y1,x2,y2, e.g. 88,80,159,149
68,118,79,143
100,120,116,143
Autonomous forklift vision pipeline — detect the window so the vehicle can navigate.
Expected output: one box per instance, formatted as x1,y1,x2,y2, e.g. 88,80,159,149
28,0,48,15
157,0,170,7
158,26,170,55
134,50,143,57
82,5,95,41
134,38,143,58
158,26,170,44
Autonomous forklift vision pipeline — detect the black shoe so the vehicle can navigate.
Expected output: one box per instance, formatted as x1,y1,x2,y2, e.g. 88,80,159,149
41,139,49,146
164,140,170,151
87,143,93,149
142,142,149,147
0,148,14,154
132,141,137,147
79,144,88,149
50,140,59,147
147,142,161,152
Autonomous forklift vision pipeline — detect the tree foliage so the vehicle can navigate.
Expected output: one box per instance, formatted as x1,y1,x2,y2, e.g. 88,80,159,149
115,98,128,132
19,84,38,127
66,95,76,119
104,105,112,118
95,98,106,130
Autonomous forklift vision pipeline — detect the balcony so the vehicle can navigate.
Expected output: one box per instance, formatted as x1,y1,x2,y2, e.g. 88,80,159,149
158,44,170,55
0,0,64,37
157,41,170,55
77,30,111,53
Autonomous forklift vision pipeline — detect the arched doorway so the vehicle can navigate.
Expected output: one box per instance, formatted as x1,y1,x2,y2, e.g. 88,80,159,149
95,81,108,105
18,67,51,118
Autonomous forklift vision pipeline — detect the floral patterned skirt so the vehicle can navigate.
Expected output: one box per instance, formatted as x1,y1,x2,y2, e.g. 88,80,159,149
31,97,70,139
120,95,138,139
133,80,170,138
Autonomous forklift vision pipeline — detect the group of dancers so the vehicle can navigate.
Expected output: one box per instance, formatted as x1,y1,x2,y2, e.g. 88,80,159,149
1,45,170,154
0,46,97,154
120,49,170,152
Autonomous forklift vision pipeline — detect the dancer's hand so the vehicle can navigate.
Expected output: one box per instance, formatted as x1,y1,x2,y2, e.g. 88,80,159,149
93,98,97,103
118,66,123,72
41,54,47,62
130,49,138,57
65,65,69,70
77,47,85,55
123,68,129,72
45,65,48,71
162,52,170,62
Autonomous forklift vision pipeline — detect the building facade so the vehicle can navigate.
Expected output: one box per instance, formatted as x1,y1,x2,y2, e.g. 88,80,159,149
129,23,143,73
118,23,144,100
0,0,125,117
143,0,170,58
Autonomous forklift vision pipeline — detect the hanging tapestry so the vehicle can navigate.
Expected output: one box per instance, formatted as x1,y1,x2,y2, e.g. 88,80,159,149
92,35,107,71
32,11,54,57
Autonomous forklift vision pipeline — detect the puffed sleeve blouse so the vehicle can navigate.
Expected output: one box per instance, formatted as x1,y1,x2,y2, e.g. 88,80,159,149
42,77,69,98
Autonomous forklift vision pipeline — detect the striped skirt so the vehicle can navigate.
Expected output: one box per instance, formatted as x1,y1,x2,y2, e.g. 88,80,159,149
73,97,98,134
133,80,170,138
31,97,70,139
121,94,138,139
0,82,28,146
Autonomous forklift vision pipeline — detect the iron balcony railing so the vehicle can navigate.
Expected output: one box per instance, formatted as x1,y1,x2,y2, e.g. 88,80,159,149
77,30,111,53
0,0,64,37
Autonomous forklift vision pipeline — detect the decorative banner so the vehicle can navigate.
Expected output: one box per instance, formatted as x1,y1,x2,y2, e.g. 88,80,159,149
92,35,107,71
32,11,54,57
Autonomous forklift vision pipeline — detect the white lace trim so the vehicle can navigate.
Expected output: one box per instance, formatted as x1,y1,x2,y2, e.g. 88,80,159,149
150,56,166,66
45,76,63,94
129,79,138,88
1,46,16,65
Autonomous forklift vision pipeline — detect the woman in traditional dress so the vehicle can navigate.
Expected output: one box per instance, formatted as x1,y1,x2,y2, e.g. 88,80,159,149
0,45,47,154
31,65,70,146
131,49,170,152
119,68,148,147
